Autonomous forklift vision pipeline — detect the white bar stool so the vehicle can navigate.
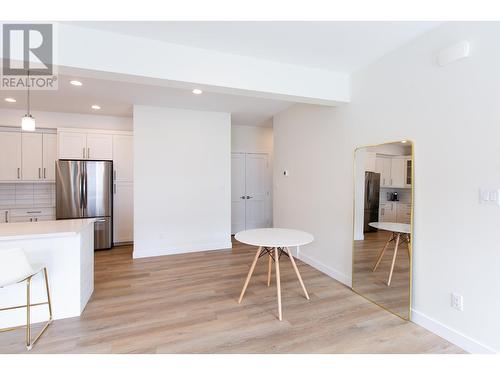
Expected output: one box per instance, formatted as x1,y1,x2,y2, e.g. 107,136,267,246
0,248,53,350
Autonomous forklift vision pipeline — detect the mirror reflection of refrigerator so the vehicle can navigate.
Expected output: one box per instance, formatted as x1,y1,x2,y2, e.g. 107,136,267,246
55,160,113,250
364,171,380,232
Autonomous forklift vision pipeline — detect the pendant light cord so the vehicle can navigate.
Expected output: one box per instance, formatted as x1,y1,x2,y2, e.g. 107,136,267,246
27,70,30,115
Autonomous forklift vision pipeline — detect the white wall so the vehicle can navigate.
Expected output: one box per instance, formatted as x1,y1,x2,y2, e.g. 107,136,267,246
133,105,231,258
231,124,273,154
273,22,500,353
0,108,132,131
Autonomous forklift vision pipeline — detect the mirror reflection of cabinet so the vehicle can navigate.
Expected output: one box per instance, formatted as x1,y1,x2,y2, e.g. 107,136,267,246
353,141,413,320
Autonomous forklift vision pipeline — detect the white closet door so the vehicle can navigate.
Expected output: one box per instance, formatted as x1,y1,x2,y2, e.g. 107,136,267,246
231,153,246,234
244,153,270,230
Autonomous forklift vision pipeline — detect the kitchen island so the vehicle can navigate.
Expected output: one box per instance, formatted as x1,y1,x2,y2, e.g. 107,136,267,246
0,219,95,329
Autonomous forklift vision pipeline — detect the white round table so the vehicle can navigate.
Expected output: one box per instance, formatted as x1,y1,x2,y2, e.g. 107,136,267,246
235,228,314,321
368,222,411,286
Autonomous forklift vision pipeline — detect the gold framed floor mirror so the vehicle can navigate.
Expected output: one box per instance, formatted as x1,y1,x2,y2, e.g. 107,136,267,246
352,140,414,320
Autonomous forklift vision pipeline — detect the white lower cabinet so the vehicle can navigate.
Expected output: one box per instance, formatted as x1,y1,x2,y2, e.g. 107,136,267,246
379,203,396,222
396,203,412,224
379,202,411,224
113,182,133,244
9,208,55,223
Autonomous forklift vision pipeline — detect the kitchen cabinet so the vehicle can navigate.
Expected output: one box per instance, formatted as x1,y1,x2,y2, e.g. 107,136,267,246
405,157,412,187
375,157,392,187
113,182,133,243
86,134,113,160
375,155,410,188
43,133,57,181
112,135,133,182
396,203,412,224
379,203,396,222
0,132,22,181
21,133,57,182
58,131,112,160
1,209,9,223
22,133,44,180
391,158,406,188
58,132,87,159
9,207,55,223
380,202,411,224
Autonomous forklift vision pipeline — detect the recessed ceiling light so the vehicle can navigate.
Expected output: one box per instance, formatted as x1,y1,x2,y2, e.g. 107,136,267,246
192,88,203,95
401,140,408,143
91,105,101,110
4,97,16,103
70,80,83,87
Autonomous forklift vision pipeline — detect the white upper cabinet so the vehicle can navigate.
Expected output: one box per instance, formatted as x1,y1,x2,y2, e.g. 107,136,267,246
112,135,133,182
391,158,406,188
86,134,113,160
0,131,56,182
375,155,410,188
58,132,87,159
58,131,113,160
43,133,57,181
0,132,22,181
375,156,392,187
22,133,44,180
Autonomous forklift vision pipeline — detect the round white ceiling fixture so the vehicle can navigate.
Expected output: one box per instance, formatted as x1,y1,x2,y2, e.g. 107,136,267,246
70,80,83,86
4,97,16,103
192,88,203,95
91,105,101,110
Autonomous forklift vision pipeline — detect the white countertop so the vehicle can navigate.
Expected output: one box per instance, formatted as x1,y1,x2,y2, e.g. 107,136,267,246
0,219,95,241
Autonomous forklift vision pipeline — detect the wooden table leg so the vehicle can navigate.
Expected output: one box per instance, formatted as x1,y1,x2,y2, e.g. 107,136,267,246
267,254,272,287
373,233,394,272
274,247,282,321
387,234,400,286
286,247,310,300
238,246,262,303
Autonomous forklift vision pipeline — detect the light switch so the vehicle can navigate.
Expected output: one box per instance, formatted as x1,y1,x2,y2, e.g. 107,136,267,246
479,188,500,205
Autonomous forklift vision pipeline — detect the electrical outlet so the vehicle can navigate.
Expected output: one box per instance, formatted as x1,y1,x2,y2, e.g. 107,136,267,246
451,293,464,311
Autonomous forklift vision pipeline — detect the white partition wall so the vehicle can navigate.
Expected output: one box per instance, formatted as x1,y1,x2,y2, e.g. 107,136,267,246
133,105,231,258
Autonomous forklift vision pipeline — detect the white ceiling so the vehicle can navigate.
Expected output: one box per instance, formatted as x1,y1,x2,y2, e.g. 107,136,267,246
68,21,440,73
0,74,292,126
1,22,441,125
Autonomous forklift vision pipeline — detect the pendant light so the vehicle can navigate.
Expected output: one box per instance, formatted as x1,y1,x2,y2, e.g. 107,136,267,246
21,70,36,131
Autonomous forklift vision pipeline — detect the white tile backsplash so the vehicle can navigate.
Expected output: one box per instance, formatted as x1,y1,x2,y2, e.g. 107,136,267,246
0,183,55,209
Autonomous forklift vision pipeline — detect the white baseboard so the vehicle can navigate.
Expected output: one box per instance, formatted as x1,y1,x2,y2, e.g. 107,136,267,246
411,309,496,354
133,241,232,259
298,252,352,287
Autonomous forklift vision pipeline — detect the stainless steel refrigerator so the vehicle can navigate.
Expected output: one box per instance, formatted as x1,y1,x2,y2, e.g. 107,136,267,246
56,160,113,250
364,171,380,233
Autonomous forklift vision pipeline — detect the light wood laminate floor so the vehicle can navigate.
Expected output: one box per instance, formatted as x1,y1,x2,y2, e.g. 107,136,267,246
0,239,464,353
353,230,410,318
